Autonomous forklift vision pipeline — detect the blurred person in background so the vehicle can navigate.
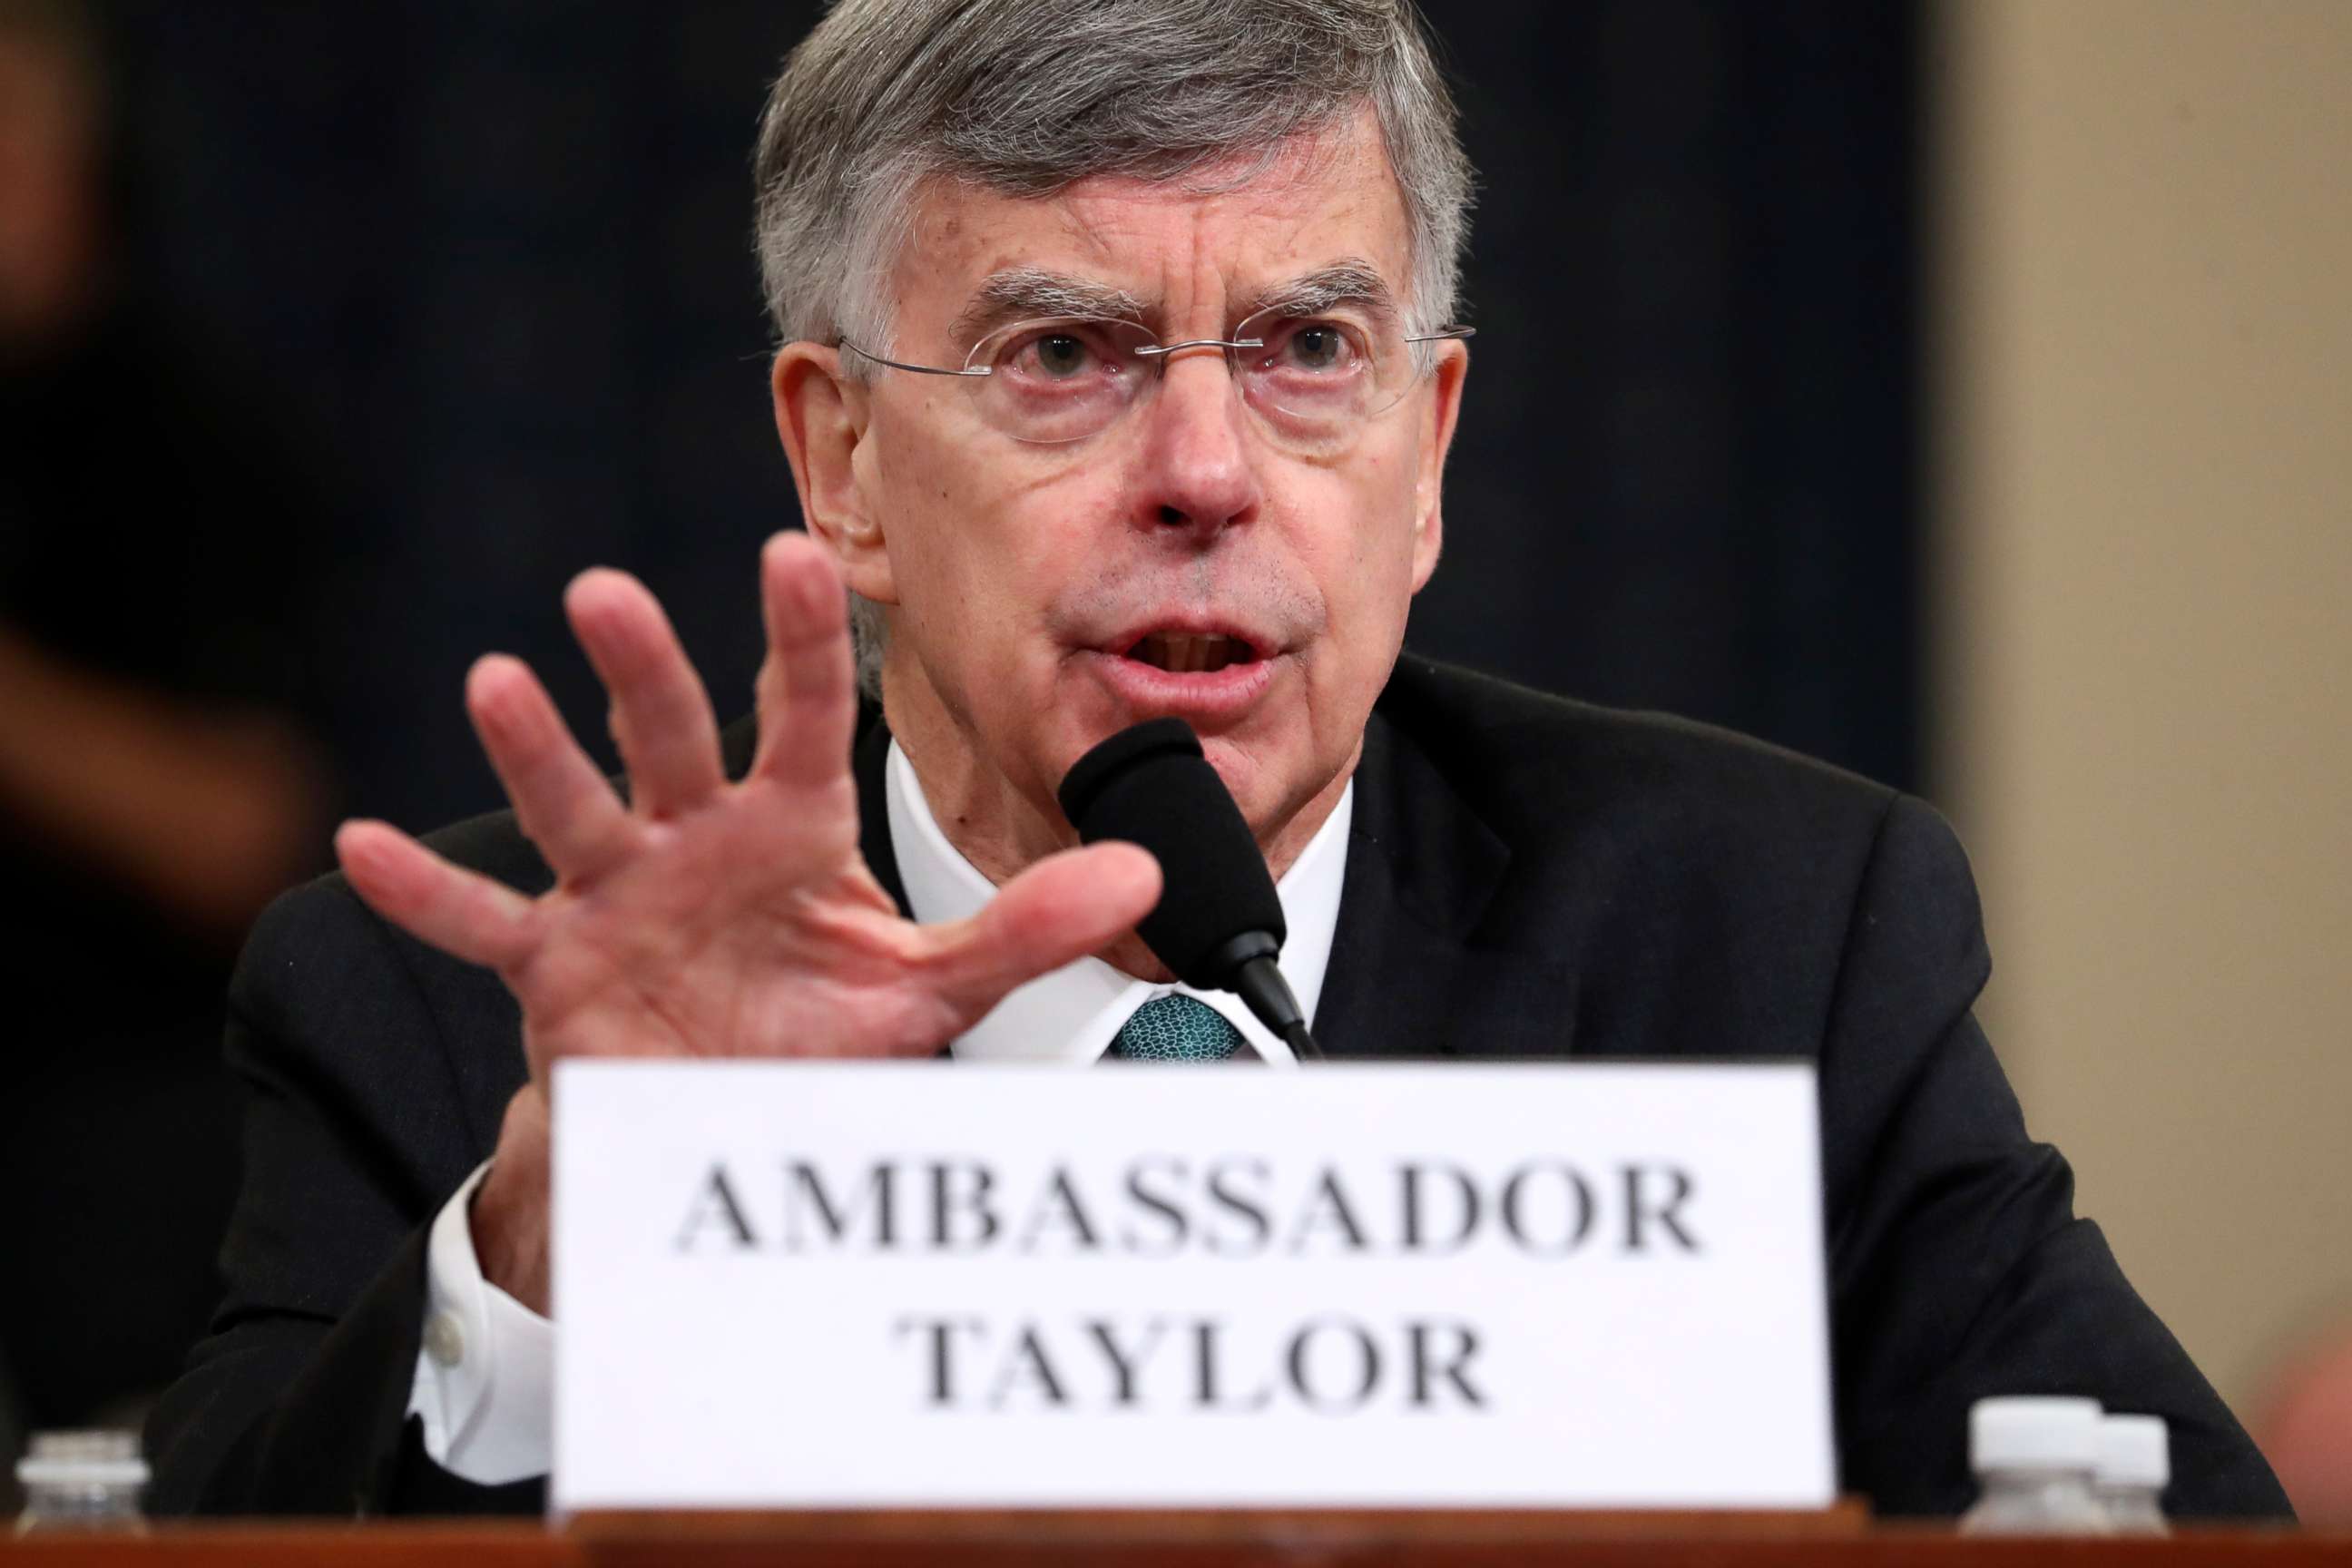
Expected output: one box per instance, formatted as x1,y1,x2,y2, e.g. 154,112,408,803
2256,1324,2352,1527
0,0,340,1461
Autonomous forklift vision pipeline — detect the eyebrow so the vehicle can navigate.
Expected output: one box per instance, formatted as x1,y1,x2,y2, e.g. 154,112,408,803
1236,260,1401,325
946,258,1404,347
949,270,1151,346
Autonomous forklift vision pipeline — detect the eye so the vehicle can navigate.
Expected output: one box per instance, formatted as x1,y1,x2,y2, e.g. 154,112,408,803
1264,318,1367,377
1031,332,1092,378
1289,323,1347,370
996,322,1120,383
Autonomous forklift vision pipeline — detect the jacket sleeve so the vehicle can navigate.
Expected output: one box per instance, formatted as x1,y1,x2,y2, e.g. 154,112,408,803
144,877,544,1515
1817,795,2289,1518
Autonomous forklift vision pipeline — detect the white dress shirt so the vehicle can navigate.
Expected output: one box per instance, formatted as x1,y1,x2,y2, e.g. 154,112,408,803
407,738,1353,1483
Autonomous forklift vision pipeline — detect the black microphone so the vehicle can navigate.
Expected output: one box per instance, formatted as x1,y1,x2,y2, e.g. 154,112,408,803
1056,718,1325,1061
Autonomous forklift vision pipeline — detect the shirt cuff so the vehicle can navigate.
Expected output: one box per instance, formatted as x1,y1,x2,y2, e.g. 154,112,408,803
406,1160,554,1485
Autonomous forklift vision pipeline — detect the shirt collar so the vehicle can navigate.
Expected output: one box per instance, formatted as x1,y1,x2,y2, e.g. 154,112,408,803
885,740,1350,1066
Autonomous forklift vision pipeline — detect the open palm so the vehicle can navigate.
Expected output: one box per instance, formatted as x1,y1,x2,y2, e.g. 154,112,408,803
335,533,1159,1082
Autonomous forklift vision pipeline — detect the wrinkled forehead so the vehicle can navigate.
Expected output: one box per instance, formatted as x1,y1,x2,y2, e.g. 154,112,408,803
888,113,1414,345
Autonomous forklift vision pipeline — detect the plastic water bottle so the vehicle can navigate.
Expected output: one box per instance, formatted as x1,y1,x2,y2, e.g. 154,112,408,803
1959,1396,2112,1534
13,1431,149,1535
2097,1414,2171,1534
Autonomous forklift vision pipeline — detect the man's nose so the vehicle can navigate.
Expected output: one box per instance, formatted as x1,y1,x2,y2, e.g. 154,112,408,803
1133,348,1260,535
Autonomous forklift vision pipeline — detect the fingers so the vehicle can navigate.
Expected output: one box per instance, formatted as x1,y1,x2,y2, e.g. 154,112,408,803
336,819,539,971
750,532,859,791
924,842,1162,1024
466,655,635,880
564,569,726,818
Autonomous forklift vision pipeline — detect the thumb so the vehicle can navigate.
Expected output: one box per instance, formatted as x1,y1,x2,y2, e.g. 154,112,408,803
925,841,1161,1024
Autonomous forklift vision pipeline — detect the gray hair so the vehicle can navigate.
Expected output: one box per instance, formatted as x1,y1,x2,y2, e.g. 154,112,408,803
752,0,1475,694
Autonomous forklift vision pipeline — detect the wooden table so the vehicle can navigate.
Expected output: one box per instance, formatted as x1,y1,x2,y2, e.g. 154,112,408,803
1,1512,2346,1566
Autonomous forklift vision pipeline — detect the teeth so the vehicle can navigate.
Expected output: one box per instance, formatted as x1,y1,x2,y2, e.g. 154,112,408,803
1133,632,1247,673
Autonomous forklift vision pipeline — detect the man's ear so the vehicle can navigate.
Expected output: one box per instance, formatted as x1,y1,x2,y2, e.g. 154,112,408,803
771,344,896,604
1409,340,1467,594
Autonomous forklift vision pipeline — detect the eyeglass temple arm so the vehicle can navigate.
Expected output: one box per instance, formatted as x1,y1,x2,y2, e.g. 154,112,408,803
837,339,992,377
1404,325,1476,344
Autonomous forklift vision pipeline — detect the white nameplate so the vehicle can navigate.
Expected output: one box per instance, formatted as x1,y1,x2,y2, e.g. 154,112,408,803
551,1060,1832,1511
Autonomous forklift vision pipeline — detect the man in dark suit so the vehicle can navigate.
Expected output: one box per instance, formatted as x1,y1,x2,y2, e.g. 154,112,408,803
150,0,2288,1519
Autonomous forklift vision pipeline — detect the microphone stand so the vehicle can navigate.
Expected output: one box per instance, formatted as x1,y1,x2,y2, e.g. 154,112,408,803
1207,932,1326,1061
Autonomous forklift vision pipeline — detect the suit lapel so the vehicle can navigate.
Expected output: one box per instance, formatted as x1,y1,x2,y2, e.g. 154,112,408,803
853,706,912,917
1313,709,1515,1060
847,704,947,1059
746,698,1520,1061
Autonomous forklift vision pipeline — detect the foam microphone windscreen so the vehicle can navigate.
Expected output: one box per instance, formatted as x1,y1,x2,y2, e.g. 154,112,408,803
1056,718,1287,988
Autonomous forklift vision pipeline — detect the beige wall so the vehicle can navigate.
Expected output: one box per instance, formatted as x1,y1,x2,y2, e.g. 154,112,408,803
1931,0,2352,1418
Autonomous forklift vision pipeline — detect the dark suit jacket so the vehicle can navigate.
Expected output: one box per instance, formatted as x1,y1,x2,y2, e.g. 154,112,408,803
146,656,2291,1518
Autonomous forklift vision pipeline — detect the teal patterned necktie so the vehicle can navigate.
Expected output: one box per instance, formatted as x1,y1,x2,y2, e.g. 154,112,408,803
1106,994,1243,1062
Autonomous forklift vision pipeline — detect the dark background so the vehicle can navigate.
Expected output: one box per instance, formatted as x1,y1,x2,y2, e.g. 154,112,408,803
110,0,1919,836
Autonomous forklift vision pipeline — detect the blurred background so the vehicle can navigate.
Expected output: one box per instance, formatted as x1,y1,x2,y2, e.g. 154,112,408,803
0,0,2343,1518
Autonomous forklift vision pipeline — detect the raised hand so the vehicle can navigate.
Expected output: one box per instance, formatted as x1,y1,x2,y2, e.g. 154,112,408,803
332,534,1159,1311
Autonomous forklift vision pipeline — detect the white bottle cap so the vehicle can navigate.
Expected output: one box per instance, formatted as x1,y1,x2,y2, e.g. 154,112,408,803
14,1429,151,1490
1970,1396,2104,1473
2098,1414,2171,1489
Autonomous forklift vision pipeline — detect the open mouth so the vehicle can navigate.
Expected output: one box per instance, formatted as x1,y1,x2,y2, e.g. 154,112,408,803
1121,632,1260,675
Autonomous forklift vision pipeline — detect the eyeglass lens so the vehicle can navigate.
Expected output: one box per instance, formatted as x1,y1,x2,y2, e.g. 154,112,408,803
961,309,1426,448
